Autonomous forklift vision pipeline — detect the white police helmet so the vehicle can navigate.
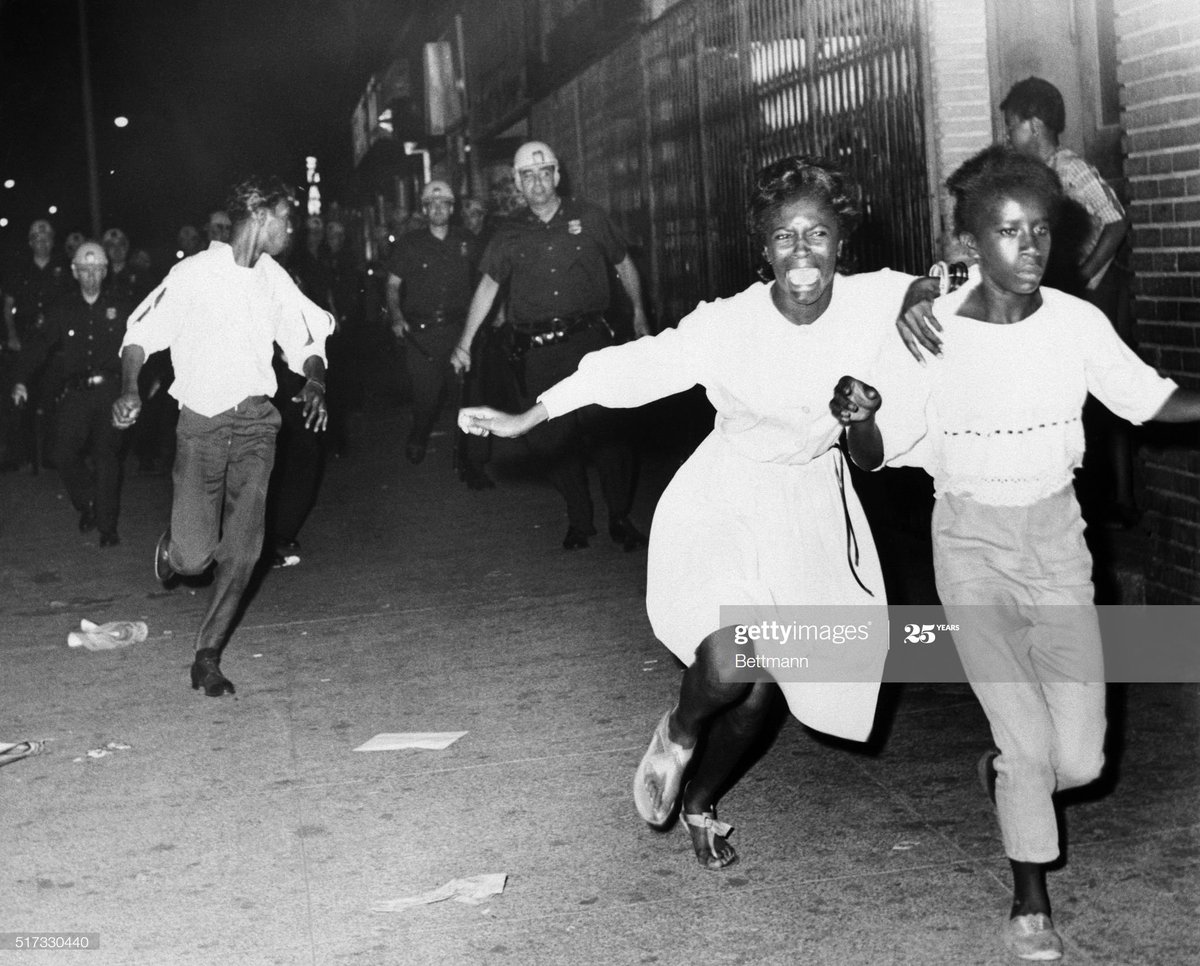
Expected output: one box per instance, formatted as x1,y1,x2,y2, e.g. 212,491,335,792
73,241,109,268
513,141,558,173
420,180,455,204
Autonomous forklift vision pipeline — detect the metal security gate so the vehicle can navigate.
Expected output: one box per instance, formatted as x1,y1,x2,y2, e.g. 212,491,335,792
534,0,933,327
743,0,932,275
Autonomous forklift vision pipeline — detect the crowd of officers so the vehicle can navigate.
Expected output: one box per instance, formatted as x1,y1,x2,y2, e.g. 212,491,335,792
0,138,653,557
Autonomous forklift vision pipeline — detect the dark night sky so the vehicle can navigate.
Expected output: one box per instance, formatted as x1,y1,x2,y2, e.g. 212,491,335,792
0,0,418,261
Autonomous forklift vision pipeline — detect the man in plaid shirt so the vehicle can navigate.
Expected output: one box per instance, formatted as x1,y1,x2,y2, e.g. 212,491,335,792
1001,76,1130,305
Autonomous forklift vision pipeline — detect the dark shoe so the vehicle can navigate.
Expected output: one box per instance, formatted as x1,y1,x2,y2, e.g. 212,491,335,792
78,503,97,533
461,464,495,490
609,516,647,552
99,531,120,548
190,648,235,697
562,525,594,550
405,440,427,464
978,749,999,806
154,529,176,584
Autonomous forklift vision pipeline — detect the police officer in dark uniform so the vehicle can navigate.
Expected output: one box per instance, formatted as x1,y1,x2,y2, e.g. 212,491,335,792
451,141,650,550
11,242,132,546
101,228,152,304
1,219,73,471
387,180,480,465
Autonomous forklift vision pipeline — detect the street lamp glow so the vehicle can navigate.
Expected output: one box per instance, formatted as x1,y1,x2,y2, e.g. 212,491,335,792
3,179,13,189
114,116,129,128
0,218,8,227
48,205,58,214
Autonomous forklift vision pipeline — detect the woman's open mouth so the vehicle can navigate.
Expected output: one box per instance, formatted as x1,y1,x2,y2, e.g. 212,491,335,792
786,266,821,287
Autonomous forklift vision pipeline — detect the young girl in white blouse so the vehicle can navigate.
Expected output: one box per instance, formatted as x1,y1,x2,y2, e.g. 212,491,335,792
833,145,1200,962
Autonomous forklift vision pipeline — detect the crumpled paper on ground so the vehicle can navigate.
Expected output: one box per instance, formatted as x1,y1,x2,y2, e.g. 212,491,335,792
353,732,467,752
67,619,149,650
372,873,507,913
0,740,45,767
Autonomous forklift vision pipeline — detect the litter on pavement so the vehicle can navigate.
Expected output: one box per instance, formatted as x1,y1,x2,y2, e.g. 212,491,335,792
353,732,468,752
372,873,507,912
67,619,149,650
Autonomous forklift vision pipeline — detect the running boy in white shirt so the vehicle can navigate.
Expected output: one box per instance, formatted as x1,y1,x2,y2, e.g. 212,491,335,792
831,145,1200,961
112,176,333,697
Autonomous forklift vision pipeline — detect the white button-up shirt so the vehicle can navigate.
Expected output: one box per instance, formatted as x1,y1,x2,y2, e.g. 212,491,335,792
120,243,333,418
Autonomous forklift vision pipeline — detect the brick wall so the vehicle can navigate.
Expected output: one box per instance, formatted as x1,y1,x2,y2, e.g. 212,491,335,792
1118,0,1200,601
922,0,993,259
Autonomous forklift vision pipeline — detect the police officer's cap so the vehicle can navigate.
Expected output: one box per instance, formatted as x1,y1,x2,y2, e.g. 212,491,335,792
513,141,558,172
102,227,128,246
73,241,109,267
421,180,455,204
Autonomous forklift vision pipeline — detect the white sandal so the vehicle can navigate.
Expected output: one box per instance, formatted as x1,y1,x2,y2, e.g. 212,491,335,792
632,709,693,827
681,807,738,870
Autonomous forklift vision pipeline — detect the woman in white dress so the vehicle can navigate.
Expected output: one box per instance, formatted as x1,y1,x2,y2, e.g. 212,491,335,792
460,156,921,869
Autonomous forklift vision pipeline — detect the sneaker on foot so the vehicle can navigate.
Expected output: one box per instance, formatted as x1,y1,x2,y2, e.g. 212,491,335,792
1007,913,1063,961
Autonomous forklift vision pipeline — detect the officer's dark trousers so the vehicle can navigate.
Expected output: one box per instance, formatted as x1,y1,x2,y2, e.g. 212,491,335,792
54,383,126,534
404,325,461,444
0,358,39,468
457,323,520,472
520,327,634,533
164,399,280,654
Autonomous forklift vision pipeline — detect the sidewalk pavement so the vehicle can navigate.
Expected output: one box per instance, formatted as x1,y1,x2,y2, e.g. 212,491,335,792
1,411,1196,966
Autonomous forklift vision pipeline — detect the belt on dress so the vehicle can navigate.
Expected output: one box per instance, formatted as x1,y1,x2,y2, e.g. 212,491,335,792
833,446,875,598
65,370,119,391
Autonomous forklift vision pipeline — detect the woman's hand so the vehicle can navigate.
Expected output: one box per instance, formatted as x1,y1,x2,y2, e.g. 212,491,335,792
830,375,881,425
458,404,546,439
897,277,944,363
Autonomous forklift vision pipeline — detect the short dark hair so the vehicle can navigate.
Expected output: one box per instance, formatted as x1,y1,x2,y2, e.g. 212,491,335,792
947,145,1064,236
747,156,861,245
225,176,294,226
999,77,1066,136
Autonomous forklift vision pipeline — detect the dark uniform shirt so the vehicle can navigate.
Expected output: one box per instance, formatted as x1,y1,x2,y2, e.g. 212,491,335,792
17,290,130,386
480,197,627,324
324,247,365,328
104,264,152,305
387,226,479,322
3,256,72,341
290,246,334,311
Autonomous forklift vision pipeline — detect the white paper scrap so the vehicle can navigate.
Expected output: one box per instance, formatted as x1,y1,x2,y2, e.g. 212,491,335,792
372,873,507,913
353,732,468,752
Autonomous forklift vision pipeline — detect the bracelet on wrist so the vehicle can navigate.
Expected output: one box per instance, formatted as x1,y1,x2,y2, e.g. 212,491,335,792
305,378,326,392
926,260,969,296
